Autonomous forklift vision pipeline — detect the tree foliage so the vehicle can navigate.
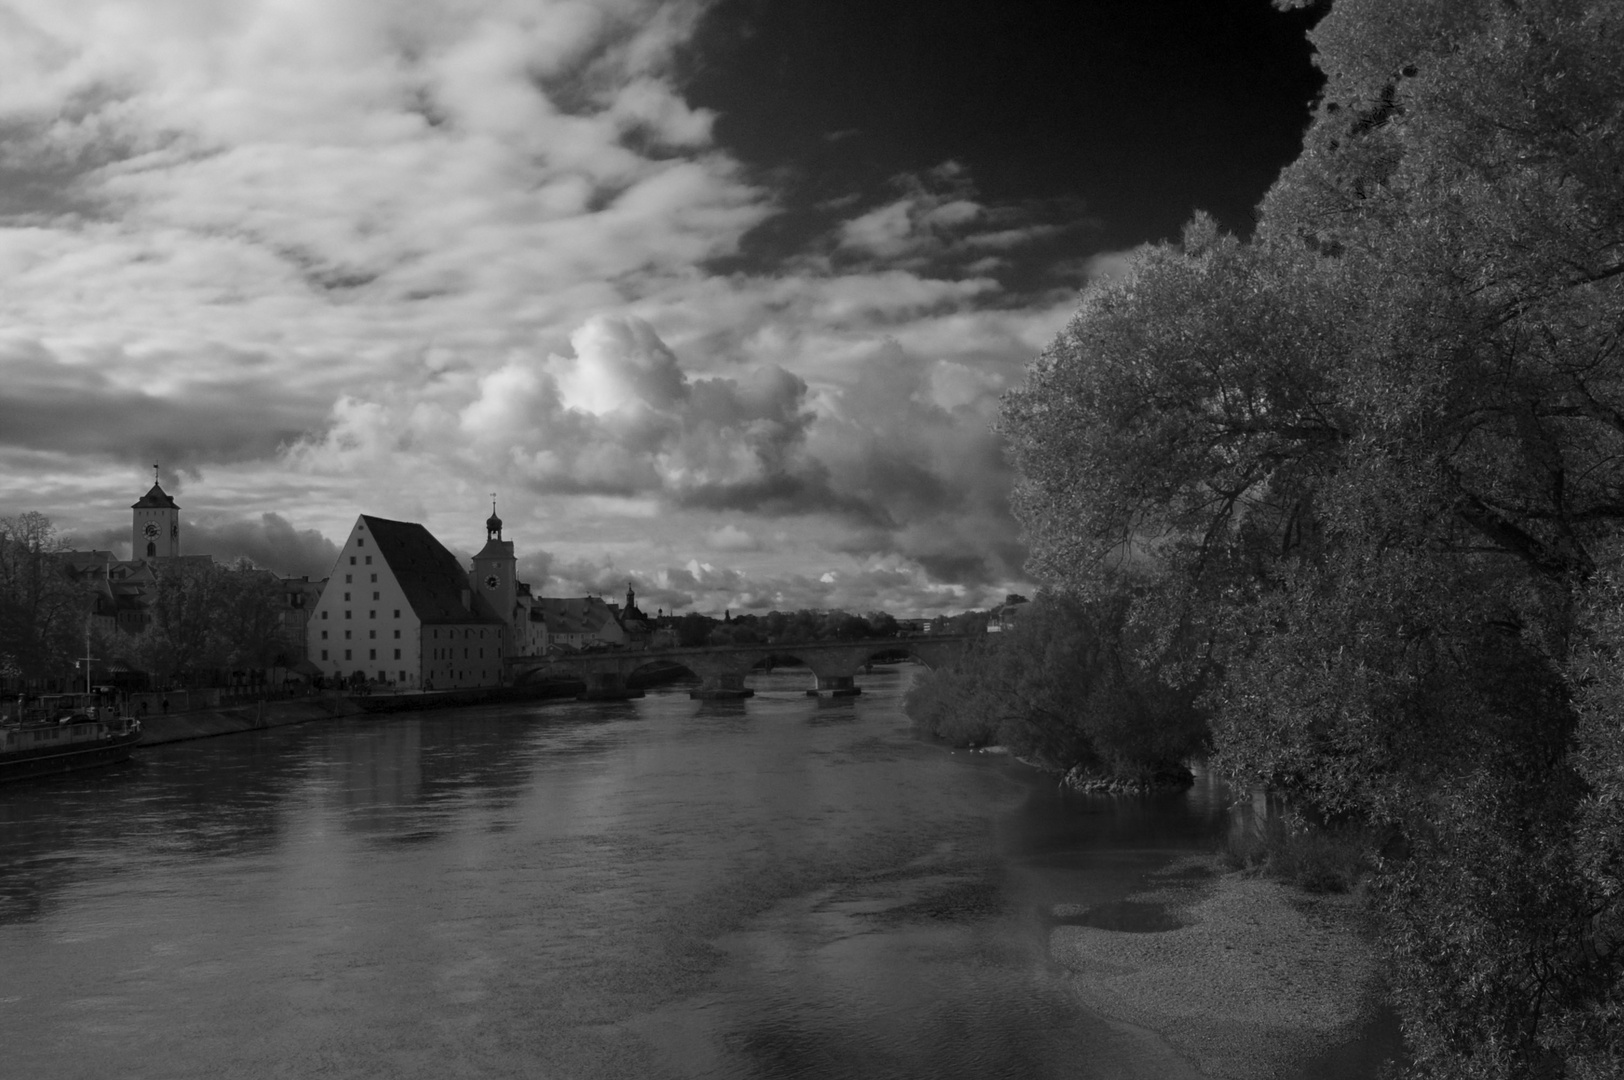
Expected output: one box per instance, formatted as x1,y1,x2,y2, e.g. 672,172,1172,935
1001,0,1624,1073
903,593,1207,780
127,561,291,687
0,512,87,686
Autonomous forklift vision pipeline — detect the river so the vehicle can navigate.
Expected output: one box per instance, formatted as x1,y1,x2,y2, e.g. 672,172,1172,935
0,666,1395,1078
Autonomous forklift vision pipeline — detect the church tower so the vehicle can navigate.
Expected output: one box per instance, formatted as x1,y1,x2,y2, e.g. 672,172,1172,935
470,497,518,641
131,467,180,559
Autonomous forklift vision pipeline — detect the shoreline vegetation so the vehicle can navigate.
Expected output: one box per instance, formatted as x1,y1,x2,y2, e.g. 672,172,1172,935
971,2,1624,1073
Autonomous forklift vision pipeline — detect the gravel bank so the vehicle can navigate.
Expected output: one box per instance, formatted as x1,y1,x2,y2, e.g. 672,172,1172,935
1050,856,1380,1079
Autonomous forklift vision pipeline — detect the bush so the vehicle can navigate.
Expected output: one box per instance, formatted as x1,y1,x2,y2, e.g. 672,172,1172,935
904,591,1209,777
1223,810,1372,895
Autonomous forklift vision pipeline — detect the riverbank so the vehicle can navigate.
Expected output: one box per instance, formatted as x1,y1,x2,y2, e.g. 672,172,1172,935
136,696,365,745
1049,854,1385,1079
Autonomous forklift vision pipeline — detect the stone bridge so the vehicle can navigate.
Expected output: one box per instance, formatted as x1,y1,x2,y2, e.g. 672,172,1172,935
505,635,974,700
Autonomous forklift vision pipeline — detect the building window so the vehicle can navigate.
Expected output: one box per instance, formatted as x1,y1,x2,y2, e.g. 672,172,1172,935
345,630,351,639
321,611,328,620
345,574,352,584
399,671,406,682
369,649,376,660
344,592,350,601
321,630,328,640
369,610,376,619
344,610,351,619
394,649,401,660
394,609,400,618
373,592,379,601
369,630,376,639
370,574,377,583
345,649,352,660
357,537,364,546
350,556,356,565
321,649,328,660
393,629,400,639
365,556,372,565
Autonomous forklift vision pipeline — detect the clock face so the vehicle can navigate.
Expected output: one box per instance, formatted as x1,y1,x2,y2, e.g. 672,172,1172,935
142,522,159,539
484,574,500,590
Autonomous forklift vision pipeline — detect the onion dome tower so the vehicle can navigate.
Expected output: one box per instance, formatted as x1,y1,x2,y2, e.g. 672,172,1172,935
471,494,518,636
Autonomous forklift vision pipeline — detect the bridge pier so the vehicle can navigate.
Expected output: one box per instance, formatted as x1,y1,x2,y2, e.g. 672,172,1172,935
689,672,755,700
578,671,644,701
805,673,861,698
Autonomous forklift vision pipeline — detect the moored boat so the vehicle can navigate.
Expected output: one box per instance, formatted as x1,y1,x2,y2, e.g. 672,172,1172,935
0,698,142,782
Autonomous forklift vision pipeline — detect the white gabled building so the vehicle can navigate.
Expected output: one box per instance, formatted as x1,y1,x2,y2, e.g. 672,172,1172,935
308,514,507,689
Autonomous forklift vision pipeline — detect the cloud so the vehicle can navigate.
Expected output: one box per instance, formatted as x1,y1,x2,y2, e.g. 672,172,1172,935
704,523,761,552
183,513,342,578
0,335,324,468
62,511,339,577
0,0,1097,610
833,163,1062,269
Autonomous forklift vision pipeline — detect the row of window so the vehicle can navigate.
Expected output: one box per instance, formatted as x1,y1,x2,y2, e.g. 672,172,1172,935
430,648,494,660
320,648,403,661
349,554,372,564
320,629,402,640
320,609,401,620
343,574,380,584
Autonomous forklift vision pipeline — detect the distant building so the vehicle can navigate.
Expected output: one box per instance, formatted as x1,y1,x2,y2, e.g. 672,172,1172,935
307,514,507,688
988,596,1030,633
276,576,326,661
528,596,628,652
131,476,180,559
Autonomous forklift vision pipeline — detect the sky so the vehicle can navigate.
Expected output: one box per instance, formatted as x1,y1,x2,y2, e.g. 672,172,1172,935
0,0,1322,616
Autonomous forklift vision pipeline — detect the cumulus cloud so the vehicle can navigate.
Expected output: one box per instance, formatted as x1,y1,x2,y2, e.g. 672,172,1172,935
0,0,1100,610
705,523,760,552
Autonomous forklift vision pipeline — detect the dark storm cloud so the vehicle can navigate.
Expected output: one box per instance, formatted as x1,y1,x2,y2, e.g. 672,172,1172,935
64,512,339,578
0,339,322,467
183,514,342,578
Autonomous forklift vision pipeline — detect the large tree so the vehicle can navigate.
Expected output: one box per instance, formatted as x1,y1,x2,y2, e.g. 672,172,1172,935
127,560,290,688
1001,0,1624,1074
0,512,88,687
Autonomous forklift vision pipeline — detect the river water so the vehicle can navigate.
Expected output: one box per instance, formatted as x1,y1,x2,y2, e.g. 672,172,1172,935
0,667,1393,1079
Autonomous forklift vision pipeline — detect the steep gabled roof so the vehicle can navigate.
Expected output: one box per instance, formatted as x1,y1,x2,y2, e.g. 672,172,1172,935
131,482,179,509
362,515,504,626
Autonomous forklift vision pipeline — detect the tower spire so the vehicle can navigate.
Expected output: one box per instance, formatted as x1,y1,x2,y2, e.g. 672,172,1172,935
485,492,503,541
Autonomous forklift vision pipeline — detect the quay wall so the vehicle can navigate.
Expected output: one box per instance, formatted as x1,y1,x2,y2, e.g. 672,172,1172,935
135,680,585,746
137,696,366,745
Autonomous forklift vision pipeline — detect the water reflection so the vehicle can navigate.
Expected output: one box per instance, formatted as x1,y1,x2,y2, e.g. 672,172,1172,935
0,669,1387,1079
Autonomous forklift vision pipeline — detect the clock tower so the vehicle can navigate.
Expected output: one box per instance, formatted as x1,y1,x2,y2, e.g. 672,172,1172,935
131,467,180,559
470,497,517,641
